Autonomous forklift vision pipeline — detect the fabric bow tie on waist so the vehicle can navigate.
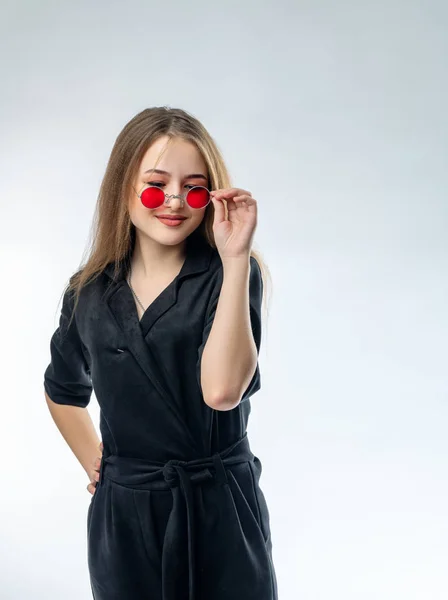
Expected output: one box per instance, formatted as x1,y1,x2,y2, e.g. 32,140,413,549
98,434,254,600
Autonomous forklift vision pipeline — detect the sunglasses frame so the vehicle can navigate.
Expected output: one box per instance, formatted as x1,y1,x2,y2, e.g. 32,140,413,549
133,184,212,210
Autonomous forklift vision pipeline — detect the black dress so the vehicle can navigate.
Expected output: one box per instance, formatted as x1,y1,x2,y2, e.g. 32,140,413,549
44,231,278,600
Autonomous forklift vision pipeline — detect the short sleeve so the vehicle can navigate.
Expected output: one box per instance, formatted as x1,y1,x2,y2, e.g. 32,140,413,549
43,286,93,408
196,256,263,403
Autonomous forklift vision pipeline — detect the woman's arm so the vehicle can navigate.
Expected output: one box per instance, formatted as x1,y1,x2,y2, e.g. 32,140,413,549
45,392,101,477
44,286,100,480
200,255,258,411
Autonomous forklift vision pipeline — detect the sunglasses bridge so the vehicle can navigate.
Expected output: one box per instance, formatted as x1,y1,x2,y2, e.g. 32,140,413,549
163,193,187,207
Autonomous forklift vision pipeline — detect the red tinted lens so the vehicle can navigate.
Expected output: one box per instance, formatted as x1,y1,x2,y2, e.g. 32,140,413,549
187,186,210,209
140,186,165,209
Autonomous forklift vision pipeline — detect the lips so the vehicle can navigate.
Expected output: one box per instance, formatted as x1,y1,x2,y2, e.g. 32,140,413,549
156,215,187,228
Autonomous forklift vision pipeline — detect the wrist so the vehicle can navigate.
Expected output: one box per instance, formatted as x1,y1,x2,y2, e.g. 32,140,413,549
221,254,251,269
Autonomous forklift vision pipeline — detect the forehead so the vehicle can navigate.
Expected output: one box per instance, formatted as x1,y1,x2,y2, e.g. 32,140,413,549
139,136,206,174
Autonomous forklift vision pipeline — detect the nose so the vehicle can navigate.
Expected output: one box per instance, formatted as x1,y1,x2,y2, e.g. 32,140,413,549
167,194,184,210
164,183,185,210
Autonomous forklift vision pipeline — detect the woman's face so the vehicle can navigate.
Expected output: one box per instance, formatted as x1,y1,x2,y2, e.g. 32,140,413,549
128,135,209,246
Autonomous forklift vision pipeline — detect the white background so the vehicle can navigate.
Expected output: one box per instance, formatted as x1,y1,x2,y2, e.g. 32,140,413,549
1,1,447,598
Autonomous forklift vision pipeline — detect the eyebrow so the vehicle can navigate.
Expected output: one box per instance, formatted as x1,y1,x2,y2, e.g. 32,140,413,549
143,168,207,181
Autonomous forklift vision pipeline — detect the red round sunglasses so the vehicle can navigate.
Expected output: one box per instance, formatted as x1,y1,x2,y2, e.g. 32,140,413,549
134,184,211,210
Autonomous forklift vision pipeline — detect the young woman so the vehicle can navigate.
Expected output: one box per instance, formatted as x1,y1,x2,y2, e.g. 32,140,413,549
44,106,278,599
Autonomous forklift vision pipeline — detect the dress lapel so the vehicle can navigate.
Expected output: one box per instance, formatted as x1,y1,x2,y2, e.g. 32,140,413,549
137,234,213,337
101,232,214,445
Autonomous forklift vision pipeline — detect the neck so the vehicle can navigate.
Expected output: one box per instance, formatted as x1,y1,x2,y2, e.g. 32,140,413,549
130,232,187,280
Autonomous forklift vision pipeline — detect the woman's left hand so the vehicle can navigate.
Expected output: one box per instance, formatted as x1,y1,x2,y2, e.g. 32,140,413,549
210,187,257,259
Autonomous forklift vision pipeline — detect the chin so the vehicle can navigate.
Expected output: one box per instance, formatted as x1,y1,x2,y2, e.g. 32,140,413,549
140,226,191,246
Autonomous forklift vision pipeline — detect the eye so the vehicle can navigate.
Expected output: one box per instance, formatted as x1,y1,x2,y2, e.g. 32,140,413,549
147,181,165,188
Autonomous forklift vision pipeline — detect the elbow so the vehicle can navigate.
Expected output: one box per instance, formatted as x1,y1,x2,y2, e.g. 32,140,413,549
203,390,241,411
200,355,258,411
200,372,241,411
202,361,258,411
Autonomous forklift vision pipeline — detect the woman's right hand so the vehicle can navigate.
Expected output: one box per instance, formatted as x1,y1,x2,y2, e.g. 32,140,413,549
87,441,103,495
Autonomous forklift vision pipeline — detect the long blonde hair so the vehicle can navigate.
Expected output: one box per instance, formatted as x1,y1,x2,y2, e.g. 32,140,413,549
64,106,272,330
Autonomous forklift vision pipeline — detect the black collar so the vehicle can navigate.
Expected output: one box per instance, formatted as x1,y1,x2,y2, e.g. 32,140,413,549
103,231,215,283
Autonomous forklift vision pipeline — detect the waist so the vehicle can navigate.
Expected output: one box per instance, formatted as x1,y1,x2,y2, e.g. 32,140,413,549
98,433,253,490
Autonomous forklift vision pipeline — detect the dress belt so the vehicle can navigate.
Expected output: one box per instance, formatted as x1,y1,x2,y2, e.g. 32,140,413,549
97,433,254,600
